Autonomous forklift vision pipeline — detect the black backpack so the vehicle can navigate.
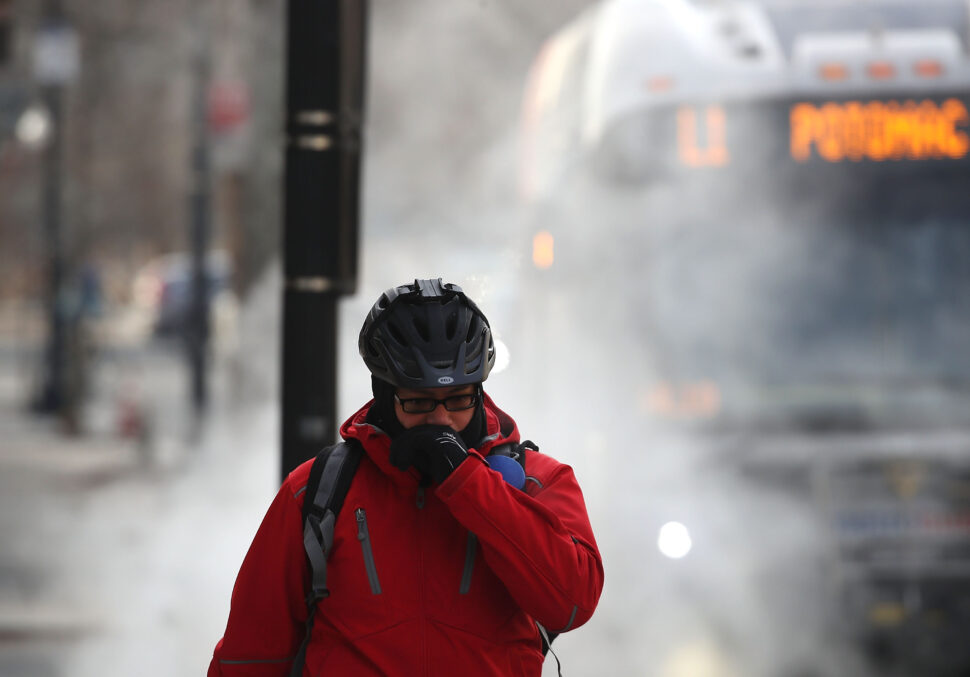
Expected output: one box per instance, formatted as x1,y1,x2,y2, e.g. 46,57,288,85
289,438,562,677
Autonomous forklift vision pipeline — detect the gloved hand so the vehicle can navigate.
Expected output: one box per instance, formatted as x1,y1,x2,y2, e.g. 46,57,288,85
389,424,469,485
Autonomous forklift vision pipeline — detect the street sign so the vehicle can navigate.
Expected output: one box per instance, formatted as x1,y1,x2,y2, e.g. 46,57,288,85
207,81,249,134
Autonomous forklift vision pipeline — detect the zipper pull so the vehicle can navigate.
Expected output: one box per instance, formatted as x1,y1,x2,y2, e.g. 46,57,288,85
416,487,426,509
355,508,368,540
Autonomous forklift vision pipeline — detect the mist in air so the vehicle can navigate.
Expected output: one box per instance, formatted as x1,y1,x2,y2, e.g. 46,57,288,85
350,3,856,676
348,2,970,676
2,1,967,676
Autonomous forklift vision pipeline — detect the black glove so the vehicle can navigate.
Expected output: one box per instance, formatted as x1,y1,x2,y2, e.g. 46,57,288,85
389,424,469,485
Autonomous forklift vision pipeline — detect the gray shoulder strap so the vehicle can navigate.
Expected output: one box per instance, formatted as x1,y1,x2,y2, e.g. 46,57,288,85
302,442,357,602
290,442,361,677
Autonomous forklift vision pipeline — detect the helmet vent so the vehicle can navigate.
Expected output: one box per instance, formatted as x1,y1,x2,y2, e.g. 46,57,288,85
387,320,407,346
412,316,430,342
445,310,458,340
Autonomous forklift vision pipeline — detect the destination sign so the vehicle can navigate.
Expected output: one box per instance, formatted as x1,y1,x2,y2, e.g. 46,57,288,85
790,98,970,163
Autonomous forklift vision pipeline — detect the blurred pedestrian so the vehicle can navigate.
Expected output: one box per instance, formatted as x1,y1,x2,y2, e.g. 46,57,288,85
208,278,603,677
77,262,105,320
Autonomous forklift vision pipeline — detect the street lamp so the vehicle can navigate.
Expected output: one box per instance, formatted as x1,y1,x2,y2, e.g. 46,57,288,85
31,1,79,428
14,103,51,149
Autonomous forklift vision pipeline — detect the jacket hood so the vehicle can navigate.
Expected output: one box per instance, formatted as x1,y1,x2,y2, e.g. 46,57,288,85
340,391,520,487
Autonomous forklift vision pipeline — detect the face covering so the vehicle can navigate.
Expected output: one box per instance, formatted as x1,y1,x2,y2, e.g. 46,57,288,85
365,375,405,439
365,376,487,448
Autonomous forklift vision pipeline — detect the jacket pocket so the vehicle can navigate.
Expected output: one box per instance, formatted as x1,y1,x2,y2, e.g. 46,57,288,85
355,508,382,594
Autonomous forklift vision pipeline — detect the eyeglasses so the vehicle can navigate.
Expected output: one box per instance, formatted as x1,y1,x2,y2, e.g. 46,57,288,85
394,392,479,414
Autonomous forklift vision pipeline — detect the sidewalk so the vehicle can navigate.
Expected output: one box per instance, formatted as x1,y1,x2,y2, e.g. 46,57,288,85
0,352,142,658
0,400,130,675
0,405,141,483
0,342,280,677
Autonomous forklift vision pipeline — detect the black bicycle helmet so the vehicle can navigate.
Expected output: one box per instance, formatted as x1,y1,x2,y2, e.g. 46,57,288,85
359,278,495,389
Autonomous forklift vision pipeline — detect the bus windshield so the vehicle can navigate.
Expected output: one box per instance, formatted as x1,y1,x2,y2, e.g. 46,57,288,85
615,166,970,428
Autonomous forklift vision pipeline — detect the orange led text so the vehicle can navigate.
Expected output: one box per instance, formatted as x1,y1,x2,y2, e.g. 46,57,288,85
790,98,970,162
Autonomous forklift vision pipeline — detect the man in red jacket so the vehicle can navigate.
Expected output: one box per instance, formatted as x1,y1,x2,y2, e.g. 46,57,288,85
209,278,604,676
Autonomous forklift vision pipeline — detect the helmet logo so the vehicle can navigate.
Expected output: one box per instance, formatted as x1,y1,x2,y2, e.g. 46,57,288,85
438,376,455,385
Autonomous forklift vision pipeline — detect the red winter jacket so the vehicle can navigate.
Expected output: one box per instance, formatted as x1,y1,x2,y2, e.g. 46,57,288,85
208,394,603,677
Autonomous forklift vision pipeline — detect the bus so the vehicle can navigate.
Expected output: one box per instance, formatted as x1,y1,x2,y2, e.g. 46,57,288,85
518,1,970,674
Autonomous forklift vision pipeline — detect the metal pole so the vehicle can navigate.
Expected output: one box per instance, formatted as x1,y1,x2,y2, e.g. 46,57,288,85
188,2,212,418
36,81,65,413
281,0,366,479
34,0,68,422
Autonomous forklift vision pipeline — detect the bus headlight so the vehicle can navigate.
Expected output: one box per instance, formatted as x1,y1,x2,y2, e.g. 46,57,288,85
658,521,693,560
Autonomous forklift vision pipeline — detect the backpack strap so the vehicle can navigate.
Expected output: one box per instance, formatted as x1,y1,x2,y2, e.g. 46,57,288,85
536,622,563,675
486,439,537,471
289,440,364,677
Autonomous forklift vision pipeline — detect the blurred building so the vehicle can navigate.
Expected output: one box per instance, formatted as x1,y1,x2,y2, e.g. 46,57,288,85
0,0,284,317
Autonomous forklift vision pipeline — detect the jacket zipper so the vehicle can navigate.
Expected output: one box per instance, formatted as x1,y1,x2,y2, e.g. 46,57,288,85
460,532,477,595
415,487,429,675
355,508,382,595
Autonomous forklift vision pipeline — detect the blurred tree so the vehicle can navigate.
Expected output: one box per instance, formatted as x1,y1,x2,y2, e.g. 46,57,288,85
0,0,593,307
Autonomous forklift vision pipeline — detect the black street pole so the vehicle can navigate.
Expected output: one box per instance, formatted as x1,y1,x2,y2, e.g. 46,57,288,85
37,79,65,414
34,0,70,426
281,0,366,479
188,2,212,420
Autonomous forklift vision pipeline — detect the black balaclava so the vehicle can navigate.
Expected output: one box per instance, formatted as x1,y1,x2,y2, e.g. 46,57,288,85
365,375,487,449
365,375,405,439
